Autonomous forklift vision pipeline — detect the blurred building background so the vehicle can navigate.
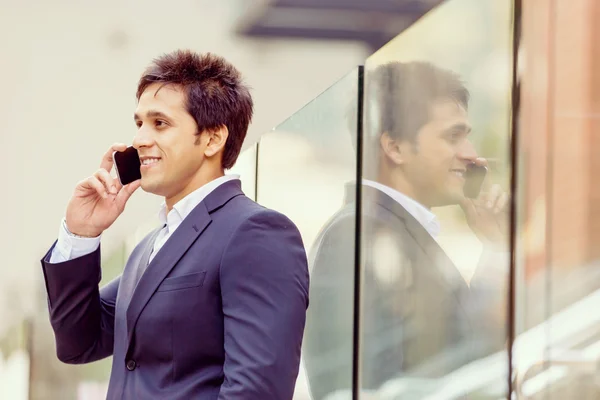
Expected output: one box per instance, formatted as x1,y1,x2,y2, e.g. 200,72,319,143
1,0,599,399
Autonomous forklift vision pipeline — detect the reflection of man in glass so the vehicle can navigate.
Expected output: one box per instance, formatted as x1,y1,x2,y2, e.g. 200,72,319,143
304,62,508,399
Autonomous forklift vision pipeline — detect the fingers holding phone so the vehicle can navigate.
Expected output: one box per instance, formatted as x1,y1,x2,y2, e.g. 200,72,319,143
460,158,510,248
65,144,140,238
483,184,509,214
96,143,127,178
92,168,119,197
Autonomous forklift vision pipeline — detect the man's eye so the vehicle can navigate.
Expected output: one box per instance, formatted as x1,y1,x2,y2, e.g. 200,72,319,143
155,120,167,127
135,121,142,128
447,131,463,143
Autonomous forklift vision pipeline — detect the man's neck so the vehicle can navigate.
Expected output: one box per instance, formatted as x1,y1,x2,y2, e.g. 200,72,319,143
165,169,225,212
375,173,431,210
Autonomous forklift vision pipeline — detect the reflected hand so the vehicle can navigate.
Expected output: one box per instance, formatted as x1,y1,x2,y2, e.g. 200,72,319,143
459,159,509,249
65,143,141,237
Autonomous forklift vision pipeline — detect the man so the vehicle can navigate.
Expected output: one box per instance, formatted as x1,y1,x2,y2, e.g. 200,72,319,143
41,50,309,400
303,61,509,399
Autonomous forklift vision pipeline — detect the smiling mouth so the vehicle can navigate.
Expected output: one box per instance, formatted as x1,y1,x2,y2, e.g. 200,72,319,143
140,157,161,167
450,169,466,179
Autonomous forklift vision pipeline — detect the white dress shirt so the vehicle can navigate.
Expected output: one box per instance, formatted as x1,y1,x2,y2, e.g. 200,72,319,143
50,174,240,264
362,179,440,239
361,180,510,286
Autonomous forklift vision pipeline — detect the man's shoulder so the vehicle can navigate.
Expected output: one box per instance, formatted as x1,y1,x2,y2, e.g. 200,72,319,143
226,194,283,219
222,195,300,236
314,200,408,243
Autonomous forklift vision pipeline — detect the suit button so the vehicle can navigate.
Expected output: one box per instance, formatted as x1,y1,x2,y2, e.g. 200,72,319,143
126,360,136,371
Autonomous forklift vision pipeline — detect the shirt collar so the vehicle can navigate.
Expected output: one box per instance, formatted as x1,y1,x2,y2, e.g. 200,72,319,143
362,179,440,238
158,174,240,226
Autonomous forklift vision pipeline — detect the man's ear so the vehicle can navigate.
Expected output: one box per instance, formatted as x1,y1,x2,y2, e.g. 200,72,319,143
379,132,404,165
203,125,229,157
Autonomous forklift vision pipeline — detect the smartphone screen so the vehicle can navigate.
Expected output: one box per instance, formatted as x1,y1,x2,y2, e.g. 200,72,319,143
113,146,141,186
463,163,487,199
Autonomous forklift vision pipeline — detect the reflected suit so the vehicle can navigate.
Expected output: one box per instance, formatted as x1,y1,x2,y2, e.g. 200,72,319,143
303,183,496,400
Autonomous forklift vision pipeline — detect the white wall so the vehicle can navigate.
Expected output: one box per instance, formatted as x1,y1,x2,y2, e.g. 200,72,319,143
0,0,367,334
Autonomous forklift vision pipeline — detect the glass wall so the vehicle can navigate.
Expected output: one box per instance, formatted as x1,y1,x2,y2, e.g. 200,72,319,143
256,70,360,400
357,0,515,398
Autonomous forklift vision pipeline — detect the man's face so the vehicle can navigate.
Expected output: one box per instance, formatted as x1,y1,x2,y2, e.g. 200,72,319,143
133,83,206,201
400,99,477,207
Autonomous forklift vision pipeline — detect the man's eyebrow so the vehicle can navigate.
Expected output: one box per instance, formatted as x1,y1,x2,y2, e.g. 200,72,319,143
443,122,472,134
133,110,172,121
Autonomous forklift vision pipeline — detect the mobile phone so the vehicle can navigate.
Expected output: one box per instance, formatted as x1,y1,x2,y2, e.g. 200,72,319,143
463,163,487,199
113,146,141,186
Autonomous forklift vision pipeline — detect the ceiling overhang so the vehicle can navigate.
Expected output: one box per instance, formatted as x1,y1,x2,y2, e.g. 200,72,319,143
236,0,444,50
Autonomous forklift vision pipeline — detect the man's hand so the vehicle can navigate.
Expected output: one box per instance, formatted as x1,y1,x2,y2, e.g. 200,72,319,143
65,143,141,238
459,158,510,250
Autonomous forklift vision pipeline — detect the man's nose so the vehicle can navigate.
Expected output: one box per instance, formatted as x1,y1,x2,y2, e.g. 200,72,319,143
458,139,478,162
133,128,154,149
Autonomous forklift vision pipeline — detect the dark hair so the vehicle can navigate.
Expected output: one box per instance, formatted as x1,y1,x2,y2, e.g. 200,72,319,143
364,61,469,143
137,50,253,170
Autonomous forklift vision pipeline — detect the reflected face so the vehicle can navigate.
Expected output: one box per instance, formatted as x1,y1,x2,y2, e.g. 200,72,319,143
400,99,477,207
133,83,206,201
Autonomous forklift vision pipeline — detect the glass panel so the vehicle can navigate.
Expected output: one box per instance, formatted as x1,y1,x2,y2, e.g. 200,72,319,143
514,0,600,398
360,0,514,398
256,70,359,400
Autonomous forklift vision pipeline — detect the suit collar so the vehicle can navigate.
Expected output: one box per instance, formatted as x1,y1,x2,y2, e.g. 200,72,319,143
157,175,241,225
344,181,469,294
344,182,414,223
203,178,244,212
361,180,440,238
125,178,244,356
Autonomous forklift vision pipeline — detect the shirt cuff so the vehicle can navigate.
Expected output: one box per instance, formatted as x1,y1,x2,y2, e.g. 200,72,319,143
54,218,101,261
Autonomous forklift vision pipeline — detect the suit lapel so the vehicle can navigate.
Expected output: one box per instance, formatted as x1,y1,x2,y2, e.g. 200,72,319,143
347,183,470,294
134,227,164,284
398,206,467,290
125,203,210,350
125,179,245,353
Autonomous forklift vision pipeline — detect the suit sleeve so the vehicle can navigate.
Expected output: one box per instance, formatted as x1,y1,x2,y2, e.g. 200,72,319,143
49,218,102,263
218,209,309,400
41,244,119,364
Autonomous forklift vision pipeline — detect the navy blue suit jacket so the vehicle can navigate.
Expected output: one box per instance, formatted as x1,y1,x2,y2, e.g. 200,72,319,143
41,180,310,399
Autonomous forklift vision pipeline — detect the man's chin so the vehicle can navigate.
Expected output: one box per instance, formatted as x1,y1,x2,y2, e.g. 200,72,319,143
140,179,161,195
450,191,467,205
434,189,466,207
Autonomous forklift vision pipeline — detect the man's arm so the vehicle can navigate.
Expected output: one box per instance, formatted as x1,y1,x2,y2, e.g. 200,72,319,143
41,220,119,364
41,143,138,365
218,209,309,400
